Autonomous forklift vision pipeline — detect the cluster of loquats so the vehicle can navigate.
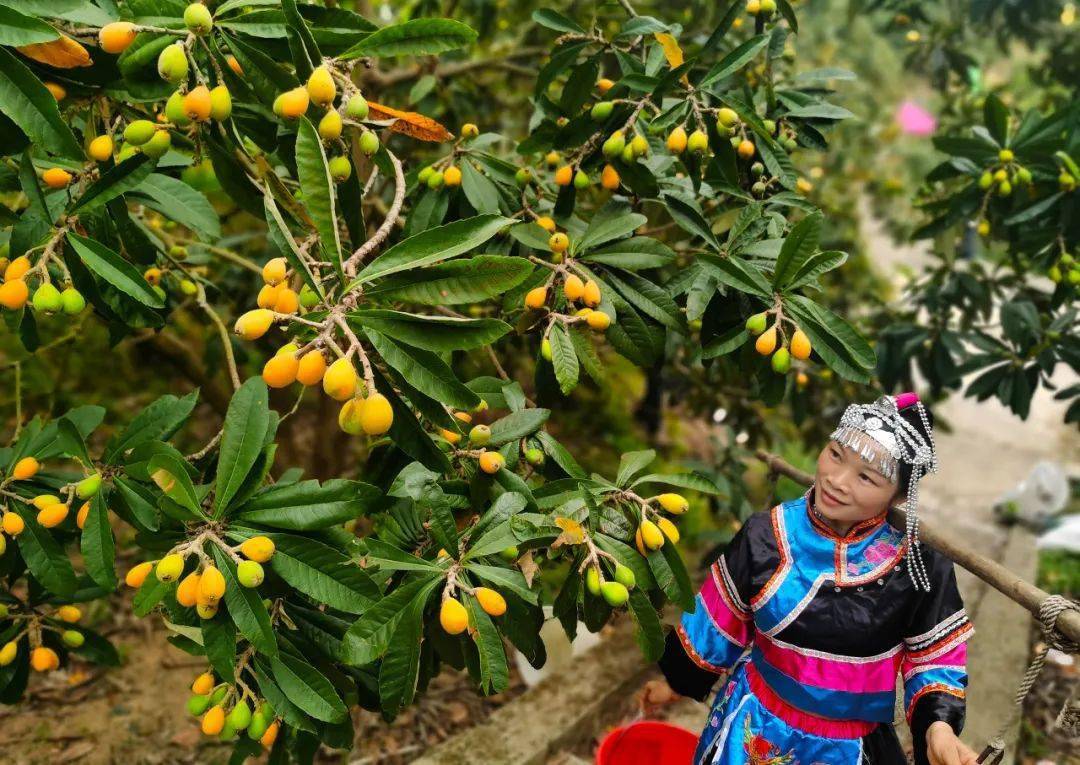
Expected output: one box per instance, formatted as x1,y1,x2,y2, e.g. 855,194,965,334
186,670,279,747
416,123,484,191
235,258,395,437
974,147,1035,237
273,63,376,184
125,534,276,620
633,493,688,556
745,309,813,375
520,229,614,357
0,456,103,547
0,252,87,317
0,602,87,674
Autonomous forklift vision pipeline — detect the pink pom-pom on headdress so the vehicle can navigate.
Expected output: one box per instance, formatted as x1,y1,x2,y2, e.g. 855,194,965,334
894,392,920,409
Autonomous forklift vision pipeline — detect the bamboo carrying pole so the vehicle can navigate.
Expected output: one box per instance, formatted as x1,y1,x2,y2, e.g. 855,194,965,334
754,450,1080,646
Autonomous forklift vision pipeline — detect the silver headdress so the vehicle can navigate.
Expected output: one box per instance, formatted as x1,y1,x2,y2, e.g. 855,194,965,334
829,392,939,590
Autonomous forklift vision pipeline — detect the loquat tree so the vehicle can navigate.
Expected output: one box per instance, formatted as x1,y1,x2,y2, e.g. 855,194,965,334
0,0,896,759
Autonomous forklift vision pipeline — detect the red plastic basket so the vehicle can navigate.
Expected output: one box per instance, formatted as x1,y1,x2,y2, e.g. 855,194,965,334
595,720,698,765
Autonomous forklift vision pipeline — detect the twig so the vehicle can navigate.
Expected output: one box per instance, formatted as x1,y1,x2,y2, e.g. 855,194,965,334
345,149,406,277
196,284,241,390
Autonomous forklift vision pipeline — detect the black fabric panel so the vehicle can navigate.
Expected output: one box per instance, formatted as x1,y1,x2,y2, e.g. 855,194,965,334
910,692,967,765
658,629,720,702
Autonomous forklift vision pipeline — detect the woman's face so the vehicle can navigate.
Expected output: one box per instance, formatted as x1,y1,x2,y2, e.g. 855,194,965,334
814,439,899,525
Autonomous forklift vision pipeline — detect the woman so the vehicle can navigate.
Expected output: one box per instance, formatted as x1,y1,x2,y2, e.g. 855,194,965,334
657,392,979,765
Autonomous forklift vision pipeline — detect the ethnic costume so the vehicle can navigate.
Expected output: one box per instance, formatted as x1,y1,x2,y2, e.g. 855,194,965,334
660,393,972,765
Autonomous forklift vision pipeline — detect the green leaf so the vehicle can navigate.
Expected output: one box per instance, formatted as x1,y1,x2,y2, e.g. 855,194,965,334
464,594,509,694
647,542,694,612
661,194,721,250
146,451,203,518
536,431,586,479
364,329,481,410
377,594,425,718
212,546,277,656
632,472,725,495
459,160,501,215
784,250,847,292
617,450,656,487
112,477,160,532
581,237,676,270
0,47,82,159
235,479,379,530
65,233,165,309
531,9,586,34
487,409,550,447
983,93,1009,146
700,34,769,88
578,200,648,251
12,505,76,598
264,191,325,301
341,18,477,59
348,310,510,352
262,533,379,614
341,575,441,665
783,294,875,382
463,564,537,604
783,102,854,120
548,324,579,395
280,0,320,79
364,538,443,573
773,211,822,289
699,254,772,299
371,366,451,472
202,616,237,680
81,493,116,590
604,270,685,332
69,154,155,214
104,391,198,464
215,378,270,516
353,214,510,286
295,117,343,282
0,5,60,46
627,588,664,661
132,574,170,617
130,174,221,241
221,31,298,107
363,255,532,305
270,652,346,723
252,659,318,733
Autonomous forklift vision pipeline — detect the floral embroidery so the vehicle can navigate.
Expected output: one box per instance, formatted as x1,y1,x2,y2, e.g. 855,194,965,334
844,530,903,578
742,717,796,765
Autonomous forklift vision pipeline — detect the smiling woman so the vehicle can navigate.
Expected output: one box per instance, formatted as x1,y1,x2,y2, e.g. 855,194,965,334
658,393,980,765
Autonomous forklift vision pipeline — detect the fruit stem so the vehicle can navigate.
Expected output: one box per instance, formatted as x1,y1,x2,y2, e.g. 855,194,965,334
334,315,377,393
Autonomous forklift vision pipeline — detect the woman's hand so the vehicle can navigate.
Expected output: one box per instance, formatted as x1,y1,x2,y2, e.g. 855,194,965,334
926,721,979,765
638,678,681,717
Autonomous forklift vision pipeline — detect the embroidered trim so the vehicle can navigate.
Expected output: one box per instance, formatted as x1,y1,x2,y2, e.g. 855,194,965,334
751,505,790,610
906,610,969,649
836,539,908,587
758,632,904,664
714,557,750,617
763,572,831,637
702,594,752,649
806,494,888,543
902,663,967,682
906,623,974,663
905,683,966,723
676,624,725,675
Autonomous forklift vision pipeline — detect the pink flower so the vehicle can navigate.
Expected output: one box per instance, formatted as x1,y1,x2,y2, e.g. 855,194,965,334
865,540,898,565
896,101,937,136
